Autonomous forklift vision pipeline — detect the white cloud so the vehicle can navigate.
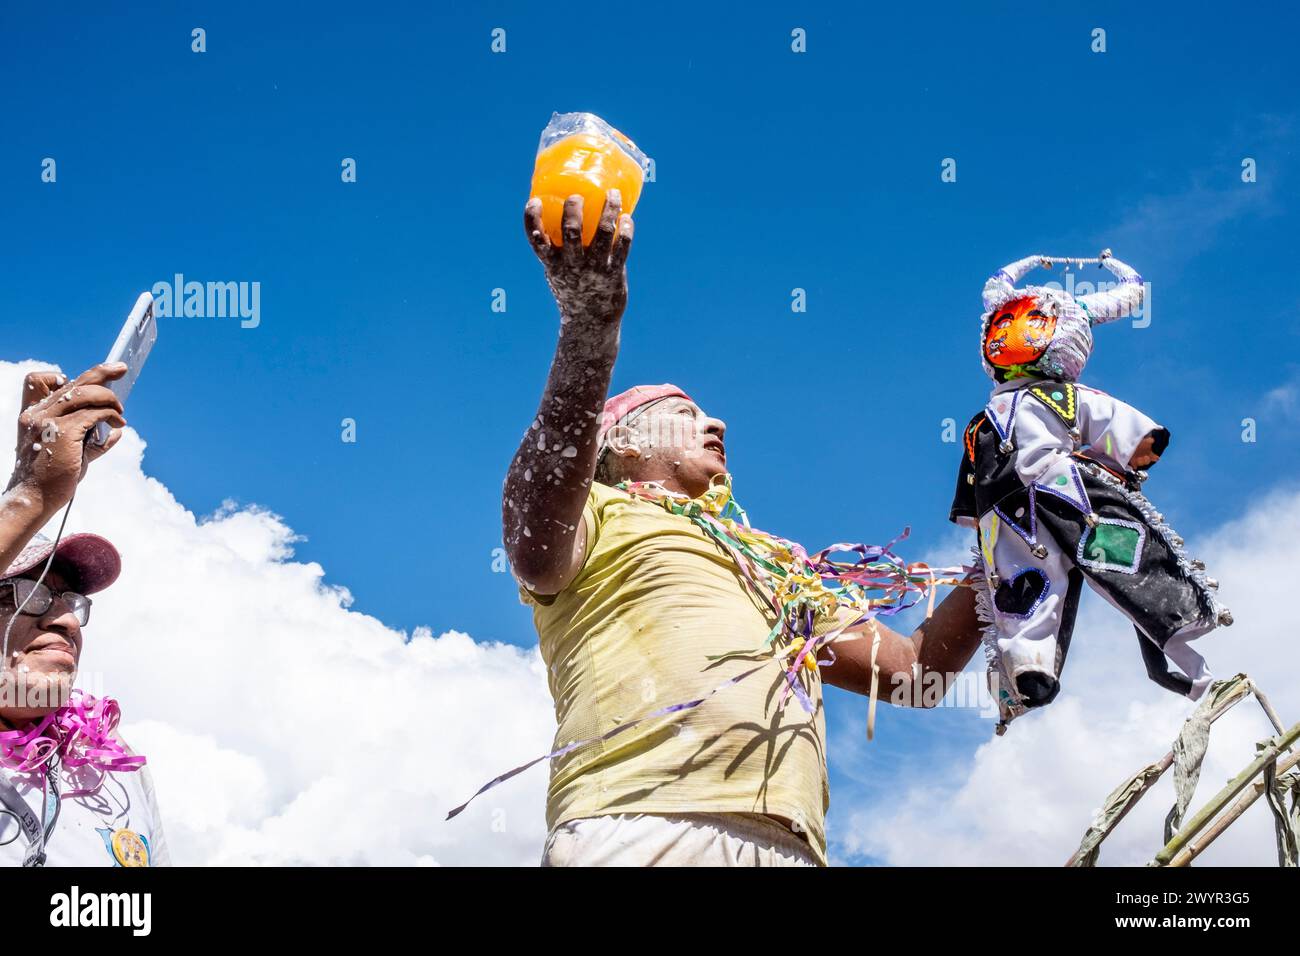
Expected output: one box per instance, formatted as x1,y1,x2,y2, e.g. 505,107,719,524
1106,180,1275,269
1262,368,1300,421
1103,116,1291,270
838,483,1300,866
1,360,554,865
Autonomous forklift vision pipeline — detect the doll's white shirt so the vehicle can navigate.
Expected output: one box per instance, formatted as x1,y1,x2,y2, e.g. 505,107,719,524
989,379,1162,490
1075,384,1162,473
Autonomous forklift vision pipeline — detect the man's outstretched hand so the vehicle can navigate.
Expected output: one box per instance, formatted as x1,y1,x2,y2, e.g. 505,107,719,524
525,189,633,326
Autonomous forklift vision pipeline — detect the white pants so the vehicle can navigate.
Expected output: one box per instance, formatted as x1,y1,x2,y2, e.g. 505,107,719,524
980,507,1212,703
540,812,820,867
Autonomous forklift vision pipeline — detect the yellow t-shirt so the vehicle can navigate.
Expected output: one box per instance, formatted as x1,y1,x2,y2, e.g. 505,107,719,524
521,481,830,865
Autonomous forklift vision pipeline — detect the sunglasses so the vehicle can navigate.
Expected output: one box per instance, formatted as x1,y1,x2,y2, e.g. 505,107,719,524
1,578,92,627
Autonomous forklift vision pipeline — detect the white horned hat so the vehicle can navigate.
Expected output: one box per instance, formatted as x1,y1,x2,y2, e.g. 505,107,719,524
978,250,1144,382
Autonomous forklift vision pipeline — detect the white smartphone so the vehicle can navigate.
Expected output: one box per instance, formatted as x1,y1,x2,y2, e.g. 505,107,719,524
89,291,158,446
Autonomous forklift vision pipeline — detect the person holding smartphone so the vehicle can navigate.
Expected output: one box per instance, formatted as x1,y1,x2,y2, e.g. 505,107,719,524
0,363,171,866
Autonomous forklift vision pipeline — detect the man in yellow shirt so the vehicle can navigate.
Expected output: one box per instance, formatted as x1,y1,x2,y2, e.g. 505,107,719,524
504,190,985,866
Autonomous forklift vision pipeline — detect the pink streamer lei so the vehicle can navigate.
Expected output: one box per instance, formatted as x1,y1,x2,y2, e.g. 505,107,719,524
0,690,145,794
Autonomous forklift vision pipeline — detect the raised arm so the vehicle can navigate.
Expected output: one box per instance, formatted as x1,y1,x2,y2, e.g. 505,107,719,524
502,190,634,595
820,586,983,707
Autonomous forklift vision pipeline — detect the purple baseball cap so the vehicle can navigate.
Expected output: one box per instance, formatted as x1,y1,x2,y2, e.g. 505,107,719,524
1,532,122,595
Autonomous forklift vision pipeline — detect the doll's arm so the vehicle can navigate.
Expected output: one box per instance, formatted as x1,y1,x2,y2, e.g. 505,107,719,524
1077,385,1169,472
1130,431,1167,468
949,443,978,528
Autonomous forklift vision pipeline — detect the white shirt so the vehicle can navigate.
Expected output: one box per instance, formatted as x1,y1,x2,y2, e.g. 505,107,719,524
989,378,1162,487
0,759,171,867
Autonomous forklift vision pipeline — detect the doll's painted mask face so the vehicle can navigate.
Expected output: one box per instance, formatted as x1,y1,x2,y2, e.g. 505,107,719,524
984,296,1058,371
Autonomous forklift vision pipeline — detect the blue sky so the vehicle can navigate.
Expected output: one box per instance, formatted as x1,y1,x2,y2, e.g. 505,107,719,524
2,3,1297,863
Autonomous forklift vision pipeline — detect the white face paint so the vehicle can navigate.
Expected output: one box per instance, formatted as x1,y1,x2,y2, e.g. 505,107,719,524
605,398,728,494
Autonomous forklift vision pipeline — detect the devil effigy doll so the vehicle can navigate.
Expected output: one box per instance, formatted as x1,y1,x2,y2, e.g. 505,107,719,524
950,251,1233,734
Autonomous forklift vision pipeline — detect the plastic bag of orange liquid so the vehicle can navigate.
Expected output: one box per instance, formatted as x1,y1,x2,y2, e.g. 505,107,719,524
530,112,650,247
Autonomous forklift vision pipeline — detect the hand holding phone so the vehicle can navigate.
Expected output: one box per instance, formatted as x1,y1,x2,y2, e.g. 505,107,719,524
89,292,157,447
